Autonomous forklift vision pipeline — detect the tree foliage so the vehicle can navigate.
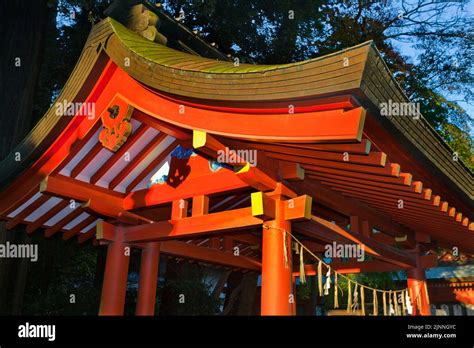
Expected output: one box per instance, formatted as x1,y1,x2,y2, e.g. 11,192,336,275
162,0,473,169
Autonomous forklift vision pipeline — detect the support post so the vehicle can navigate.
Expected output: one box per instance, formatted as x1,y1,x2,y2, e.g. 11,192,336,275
261,200,294,315
136,242,161,315
407,262,430,316
99,239,130,315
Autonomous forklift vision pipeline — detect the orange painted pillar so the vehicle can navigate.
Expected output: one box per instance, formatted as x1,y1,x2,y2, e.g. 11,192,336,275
261,201,294,315
407,266,430,316
99,240,130,315
136,242,161,315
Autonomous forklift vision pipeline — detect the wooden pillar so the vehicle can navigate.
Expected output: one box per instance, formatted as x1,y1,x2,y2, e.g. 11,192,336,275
407,265,430,316
261,200,294,315
136,242,161,316
99,240,130,315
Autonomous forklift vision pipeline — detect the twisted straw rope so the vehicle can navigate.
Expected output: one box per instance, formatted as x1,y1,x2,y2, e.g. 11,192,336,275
264,224,409,296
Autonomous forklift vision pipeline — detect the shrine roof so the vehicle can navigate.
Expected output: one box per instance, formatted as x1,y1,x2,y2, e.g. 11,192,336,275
0,14,472,255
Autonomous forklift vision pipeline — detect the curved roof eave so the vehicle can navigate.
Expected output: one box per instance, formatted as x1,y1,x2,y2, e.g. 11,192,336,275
0,17,471,216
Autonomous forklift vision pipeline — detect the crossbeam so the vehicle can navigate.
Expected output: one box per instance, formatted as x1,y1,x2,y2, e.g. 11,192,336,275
295,216,416,268
160,241,261,270
291,179,415,241
124,167,249,210
97,207,264,243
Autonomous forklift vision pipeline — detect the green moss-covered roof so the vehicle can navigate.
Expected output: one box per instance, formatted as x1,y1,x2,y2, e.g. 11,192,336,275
109,18,357,74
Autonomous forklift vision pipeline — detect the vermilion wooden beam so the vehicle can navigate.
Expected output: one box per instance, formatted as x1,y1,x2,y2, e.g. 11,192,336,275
160,240,261,270
40,174,125,216
171,199,188,219
283,195,312,221
192,195,209,216
63,215,96,240
278,162,305,181
108,132,168,190
124,169,249,210
1,194,36,220
322,181,437,208
290,180,415,239
300,216,416,268
193,130,247,166
283,155,400,177
350,215,361,234
341,193,466,226
294,260,407,275
194,131,274,190
122,70,367,140
209,237,220,249
89,123,149,184
40,175,152,224
360,208,470,236
251,191,311,222
97,207,264,243
78,227,97,243
341,204,466,237
310,172,423,194
133,109,190,140
236,163,279,192
223,237,233,252
167,94,359,114
306,166,409,186
44,208,84,237
277,138,372,155
368,207,469,234
221,138,306,183
240,141,387,167
344,197,456,224
124,139,179,193
5,195,50,230
26,200,70,234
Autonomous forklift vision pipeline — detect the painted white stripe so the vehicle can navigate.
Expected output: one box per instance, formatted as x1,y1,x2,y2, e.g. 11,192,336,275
24,197,63,222
80,219,99,233
60,127,101,177
7,192,42,218
114,135,176,193
76,119,142,184
75,147,113,182
95,127,159,189
63,212,89,230
44,205,78,227
132,153,173,192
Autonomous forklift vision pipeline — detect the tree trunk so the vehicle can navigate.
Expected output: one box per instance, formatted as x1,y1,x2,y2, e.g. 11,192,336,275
236,272,258,315
0,223,14,314
222,271,258,315
11,229,31,314
0,0,49,314
0,0,49,159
